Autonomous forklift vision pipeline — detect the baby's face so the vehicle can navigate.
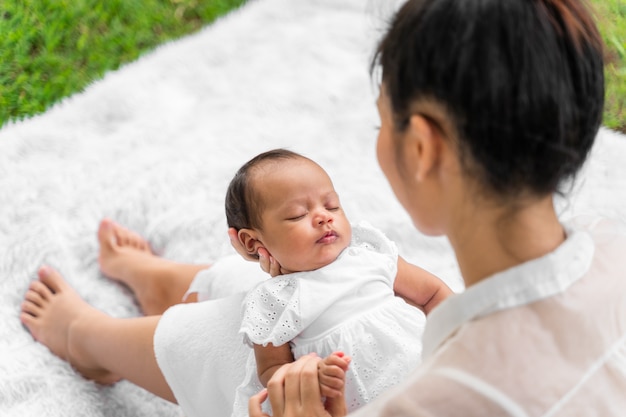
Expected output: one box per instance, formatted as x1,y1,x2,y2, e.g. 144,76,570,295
253,158,352,273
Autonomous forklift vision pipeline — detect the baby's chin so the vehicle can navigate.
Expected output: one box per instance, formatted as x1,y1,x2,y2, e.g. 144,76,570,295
291,244,349,273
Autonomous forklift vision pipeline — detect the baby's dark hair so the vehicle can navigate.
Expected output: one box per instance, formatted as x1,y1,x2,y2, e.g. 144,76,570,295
373,0,604,198
225,148,307,231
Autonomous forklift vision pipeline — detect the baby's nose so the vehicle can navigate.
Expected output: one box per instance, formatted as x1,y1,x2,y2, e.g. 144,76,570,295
317,212,333,225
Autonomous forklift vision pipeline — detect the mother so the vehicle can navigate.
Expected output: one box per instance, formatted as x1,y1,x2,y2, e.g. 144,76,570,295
250,0,626,415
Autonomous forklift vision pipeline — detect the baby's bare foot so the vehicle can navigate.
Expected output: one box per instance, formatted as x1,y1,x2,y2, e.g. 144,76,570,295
20,266,121,384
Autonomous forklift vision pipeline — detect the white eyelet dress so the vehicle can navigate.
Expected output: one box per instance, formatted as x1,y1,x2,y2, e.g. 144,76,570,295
231,222,426,416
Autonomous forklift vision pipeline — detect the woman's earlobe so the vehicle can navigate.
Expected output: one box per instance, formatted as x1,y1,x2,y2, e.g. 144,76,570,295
408,114,439,181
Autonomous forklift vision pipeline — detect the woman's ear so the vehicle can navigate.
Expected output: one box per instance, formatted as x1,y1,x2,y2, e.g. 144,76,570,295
237,228,263,257
406,114,442,182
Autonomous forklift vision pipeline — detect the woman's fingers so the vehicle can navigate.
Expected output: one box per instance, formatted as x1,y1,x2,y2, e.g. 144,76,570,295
227,227,284,277
295,354,323,403
291,355,330,414
265,355,322,416
324,394,348,417
281,361,305,411
257,247,284,277
257,248,273,275
264,251,282,277
265,360,299,417
249,389,271,417
256,354,347,417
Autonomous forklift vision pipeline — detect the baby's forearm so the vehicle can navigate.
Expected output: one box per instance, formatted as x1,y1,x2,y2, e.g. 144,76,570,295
254,342,295,387
259,364,288,387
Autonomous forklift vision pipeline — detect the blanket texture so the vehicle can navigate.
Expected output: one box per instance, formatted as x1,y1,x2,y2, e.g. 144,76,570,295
0,0,624,416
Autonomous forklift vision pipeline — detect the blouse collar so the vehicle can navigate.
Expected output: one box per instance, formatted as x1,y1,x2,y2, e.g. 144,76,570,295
422,225,595,359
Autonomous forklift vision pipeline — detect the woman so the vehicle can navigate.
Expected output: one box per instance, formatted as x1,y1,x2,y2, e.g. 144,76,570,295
249,0,626,415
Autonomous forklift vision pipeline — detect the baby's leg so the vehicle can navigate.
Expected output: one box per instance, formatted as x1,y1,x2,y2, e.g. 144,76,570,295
20,266,176,402
98,218,209,315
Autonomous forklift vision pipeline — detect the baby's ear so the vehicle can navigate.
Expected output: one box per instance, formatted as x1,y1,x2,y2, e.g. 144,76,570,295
237,229,262,258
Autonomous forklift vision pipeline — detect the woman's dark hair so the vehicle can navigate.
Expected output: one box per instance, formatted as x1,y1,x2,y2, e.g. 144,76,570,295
372,0,605,197
225,148,306,231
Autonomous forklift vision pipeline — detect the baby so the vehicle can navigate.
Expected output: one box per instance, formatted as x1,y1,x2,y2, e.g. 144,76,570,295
226,149,451,415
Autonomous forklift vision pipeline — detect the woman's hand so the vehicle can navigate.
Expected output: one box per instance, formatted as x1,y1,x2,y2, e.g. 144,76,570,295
228,227,285,277
248,354,348,417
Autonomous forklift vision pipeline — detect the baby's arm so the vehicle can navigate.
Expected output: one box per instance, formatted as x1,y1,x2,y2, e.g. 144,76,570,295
318,352,351,398
253,342,295,387
394,256,453,315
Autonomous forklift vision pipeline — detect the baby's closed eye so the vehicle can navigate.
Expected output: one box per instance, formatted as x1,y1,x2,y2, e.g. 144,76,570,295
286,213,307,221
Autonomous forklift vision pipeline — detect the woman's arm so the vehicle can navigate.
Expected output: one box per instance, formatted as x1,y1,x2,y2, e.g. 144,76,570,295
394,256,453,315
254,342,295,387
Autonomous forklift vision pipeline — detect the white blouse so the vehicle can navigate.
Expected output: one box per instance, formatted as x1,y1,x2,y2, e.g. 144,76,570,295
352,216,626,416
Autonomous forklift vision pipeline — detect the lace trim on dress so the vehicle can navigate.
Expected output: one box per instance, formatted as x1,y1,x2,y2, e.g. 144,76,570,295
240,277,302,347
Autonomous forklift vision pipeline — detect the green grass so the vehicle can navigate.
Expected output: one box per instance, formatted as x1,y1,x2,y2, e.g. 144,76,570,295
591,0,626,132
0,0,246,127
0,0,624,132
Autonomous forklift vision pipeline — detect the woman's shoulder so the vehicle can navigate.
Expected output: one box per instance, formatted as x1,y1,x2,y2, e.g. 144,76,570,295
565,215,626,253
565,214,626,235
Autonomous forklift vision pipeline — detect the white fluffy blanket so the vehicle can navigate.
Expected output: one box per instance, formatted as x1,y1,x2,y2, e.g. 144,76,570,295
1,0,624,415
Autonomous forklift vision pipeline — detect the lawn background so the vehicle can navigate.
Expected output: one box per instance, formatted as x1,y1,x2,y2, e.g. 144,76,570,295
594,0,626,131
0,0,624,132
0,0,246,127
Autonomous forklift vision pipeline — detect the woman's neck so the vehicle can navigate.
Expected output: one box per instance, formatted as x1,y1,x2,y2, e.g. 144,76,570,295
448,195,566,288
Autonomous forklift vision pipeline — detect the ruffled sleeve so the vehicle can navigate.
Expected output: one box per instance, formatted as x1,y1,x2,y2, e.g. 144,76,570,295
351,221,398,285
239,277,303,347
352,221,397,256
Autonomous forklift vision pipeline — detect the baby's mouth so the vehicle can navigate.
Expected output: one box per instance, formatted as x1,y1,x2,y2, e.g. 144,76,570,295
317,230,338,244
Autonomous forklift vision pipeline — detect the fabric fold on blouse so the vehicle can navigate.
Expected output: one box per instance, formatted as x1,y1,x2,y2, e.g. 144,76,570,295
422,225,595,359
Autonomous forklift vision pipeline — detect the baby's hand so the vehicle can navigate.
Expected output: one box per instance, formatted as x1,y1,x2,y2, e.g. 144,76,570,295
318,351,351,399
